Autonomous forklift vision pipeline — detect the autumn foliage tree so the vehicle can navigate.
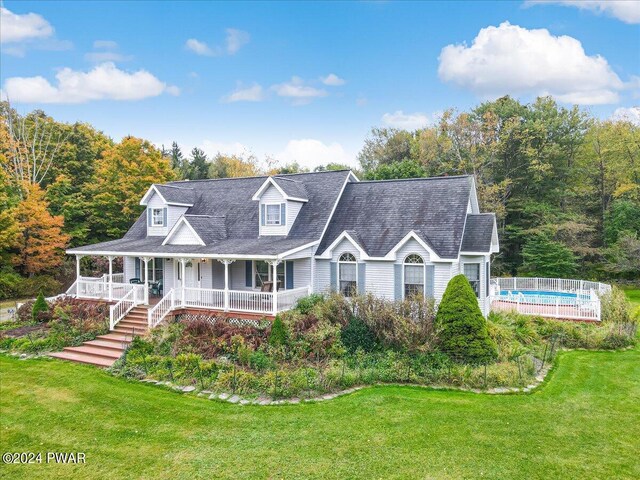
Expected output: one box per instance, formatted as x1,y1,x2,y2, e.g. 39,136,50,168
87,136,175,240
12,183,69,276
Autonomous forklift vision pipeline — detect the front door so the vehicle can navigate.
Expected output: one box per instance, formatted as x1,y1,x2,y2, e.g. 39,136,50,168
185,260,200,288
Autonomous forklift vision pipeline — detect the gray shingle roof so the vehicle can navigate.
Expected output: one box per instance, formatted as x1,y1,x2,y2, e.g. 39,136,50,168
70,170,351,257
273,177,309,201
461,213,495,252
155,184,195,205
316,176,473,259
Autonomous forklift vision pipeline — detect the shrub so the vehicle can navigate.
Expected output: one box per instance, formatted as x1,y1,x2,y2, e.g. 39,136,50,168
268,315,288,347
295,294,325,315
435,275,497,365
32,293,49,322
600,286,632,324
16,301,35,323
341,316,377,353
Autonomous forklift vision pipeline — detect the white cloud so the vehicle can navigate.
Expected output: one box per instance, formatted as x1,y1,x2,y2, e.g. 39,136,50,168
321,73,346,86
438,21,625,105
0,6,53,43
186,29,250,57
381,111,431,130
275,139,355,169
201,140,251,157
612,106,640,125
225,28,250,54
185,38,219,56
93,40,118,49
272,76,328,105
527,1,640,24
1,62,179,104
222,82,264,103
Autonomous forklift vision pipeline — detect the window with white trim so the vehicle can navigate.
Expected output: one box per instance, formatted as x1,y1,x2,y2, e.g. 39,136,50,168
403,254,424,298
464,263,480,298
265,204,282,225
339,252,357,297
151,208,164,227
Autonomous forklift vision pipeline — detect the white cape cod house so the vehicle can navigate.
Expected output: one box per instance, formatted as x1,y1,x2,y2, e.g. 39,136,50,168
66,170,498,330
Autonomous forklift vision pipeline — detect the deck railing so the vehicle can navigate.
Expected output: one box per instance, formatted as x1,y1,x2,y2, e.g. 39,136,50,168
228,290,274,314
183,287,225,310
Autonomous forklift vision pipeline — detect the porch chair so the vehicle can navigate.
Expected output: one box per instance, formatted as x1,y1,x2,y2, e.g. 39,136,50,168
150,279,163,296
129,278,143,284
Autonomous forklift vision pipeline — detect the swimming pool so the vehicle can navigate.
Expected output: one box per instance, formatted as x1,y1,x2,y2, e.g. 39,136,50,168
498,290,590,305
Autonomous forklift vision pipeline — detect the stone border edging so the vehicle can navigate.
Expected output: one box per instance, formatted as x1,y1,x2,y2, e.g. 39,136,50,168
136,362,554,406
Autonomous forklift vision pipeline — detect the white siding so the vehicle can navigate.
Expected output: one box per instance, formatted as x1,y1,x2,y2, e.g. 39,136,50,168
315,259,331,293
260,185,287,236
230,260,251,290
164,259,175,290
199,260,213,289
394,238,431,263
285,200,303,234
330,238,361,261
434,263,454,302
146,192,188,237
212,261,225,289
460,254,489,315
166,221,202,245
282,246,314,260
124,256,136,282
293,258,311,289
365,261,394,299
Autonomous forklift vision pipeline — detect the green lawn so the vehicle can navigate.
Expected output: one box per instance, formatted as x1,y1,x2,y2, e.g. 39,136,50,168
621,286,640,313
1,346,639,480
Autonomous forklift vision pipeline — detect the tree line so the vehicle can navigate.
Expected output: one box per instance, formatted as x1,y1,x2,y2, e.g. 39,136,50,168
1,96,638,299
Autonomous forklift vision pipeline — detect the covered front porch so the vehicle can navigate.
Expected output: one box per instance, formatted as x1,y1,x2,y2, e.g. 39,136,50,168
67,254,312,327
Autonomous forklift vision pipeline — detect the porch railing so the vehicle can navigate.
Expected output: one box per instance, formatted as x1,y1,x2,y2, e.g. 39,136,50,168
183,287,225,310
228,290,274,313
74,279,141,302
277,286,311,312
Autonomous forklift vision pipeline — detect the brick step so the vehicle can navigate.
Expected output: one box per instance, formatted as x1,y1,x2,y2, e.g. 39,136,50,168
63,345,122,359
84,339,126,351
49,351,115,368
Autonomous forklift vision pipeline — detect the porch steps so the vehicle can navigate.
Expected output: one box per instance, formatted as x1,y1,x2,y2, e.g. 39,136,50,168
49,305,150,368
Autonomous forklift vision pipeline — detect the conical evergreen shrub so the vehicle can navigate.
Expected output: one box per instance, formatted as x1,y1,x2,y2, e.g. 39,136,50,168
435,274,497,364
32,292,49,322
268,315,288,347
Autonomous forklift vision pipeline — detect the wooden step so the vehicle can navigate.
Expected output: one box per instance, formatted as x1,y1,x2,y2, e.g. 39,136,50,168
84,339,125,351
63,345,122,359
49,351,115,368
118,319,148,327
112,326,147,335
97,332,134,343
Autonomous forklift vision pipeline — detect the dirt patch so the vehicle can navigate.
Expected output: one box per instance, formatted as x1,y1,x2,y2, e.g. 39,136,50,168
1,324,49,338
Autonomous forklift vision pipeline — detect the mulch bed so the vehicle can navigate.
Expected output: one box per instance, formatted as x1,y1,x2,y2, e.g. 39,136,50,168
1,324,49,338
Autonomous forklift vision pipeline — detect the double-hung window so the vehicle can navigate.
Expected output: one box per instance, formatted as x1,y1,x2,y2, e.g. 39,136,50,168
151,208,165,227
339,253,357,297
265,204,282,225
404,254,424,298
464,263,481,298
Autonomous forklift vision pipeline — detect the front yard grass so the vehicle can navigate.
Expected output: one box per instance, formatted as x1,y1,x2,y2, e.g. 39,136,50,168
1,344,639,480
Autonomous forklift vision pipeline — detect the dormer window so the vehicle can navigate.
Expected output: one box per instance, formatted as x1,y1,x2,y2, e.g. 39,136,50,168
261,203,286,226
151,208,165,227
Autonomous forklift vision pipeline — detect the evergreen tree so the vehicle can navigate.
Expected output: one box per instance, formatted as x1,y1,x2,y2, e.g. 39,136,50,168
435,275,497,365
268,315,288,347
187,147,209,180
520,233,577,278
32,292,49,322
170,141,185,177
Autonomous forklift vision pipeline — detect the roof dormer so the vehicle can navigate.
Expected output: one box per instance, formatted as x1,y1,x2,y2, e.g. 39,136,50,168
140,184,194,237
253,176,307,236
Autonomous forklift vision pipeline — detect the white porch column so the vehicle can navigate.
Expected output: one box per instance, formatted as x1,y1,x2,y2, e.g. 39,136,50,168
179,258,187,306
75,255,83,281
141,256,151,305
271,260,280,315
107,255,115,302
221,259,234,312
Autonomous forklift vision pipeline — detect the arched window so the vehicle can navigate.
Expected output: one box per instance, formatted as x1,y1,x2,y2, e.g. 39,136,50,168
403,254,424,298
338,252,357,297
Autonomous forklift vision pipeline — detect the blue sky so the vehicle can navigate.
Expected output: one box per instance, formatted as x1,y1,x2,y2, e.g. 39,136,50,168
1,1,639,169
